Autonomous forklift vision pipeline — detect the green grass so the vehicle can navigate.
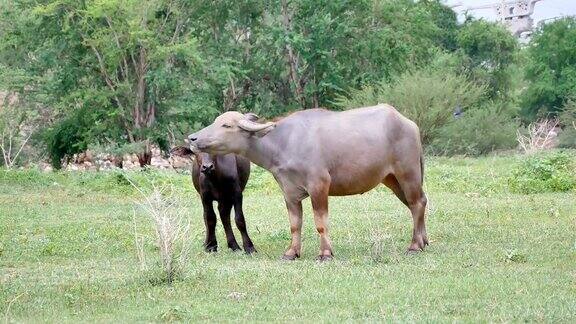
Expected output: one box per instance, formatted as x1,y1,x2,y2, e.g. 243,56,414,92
1,154,575,322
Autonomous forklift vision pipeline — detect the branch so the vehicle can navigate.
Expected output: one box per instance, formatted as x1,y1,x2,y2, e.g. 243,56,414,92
281,0,306,109
83,37,127,115
0,129,8,166
7,126,13,165
105,16,130,81
11,126,36,167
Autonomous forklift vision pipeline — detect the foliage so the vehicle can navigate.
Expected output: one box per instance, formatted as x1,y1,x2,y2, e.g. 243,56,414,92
336,55,486,144
1,0,211,164
0,62,44,167
508,151,576,194
456,19,518,99
522,17,576,119
0,0,471,163
429,102,519,156
1,0,569,162
558,98,576,148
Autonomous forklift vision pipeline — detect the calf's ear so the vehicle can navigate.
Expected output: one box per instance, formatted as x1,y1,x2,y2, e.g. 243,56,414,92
170,146,194,158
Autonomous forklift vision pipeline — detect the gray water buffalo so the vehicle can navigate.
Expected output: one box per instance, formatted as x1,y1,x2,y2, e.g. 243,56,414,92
188,104,427,260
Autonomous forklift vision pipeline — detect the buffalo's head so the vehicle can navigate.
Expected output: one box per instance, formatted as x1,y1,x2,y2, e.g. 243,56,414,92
187,112,275,155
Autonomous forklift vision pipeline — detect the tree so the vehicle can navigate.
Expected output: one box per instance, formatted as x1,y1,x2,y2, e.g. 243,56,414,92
522,17,576,119
1,0,208,167
456,19,519,99
0,92,37,168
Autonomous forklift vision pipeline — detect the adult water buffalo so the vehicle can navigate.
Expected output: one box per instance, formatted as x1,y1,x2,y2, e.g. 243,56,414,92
187,104,427,260
171,147,256,254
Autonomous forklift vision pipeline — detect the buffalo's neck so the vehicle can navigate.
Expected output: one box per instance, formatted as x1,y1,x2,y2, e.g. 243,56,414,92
244,135,280,172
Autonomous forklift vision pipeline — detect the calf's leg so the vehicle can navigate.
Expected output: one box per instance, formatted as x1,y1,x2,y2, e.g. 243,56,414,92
202,197,218,252
218,201,241,251
233,193,256,254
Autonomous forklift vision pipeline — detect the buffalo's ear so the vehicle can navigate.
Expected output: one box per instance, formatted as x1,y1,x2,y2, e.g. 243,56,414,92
170,146,193,158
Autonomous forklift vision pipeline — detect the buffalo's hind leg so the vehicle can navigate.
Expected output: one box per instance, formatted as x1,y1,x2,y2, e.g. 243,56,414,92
406,187,428,252
383,173,428,252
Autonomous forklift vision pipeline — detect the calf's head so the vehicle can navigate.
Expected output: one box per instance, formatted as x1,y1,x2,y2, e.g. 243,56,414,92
169,146,215,174
197,153,215,174
188,112,275,155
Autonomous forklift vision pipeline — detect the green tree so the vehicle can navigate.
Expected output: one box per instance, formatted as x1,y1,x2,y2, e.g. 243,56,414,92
522,17,576,119
456,19,519,99
1,0,209,167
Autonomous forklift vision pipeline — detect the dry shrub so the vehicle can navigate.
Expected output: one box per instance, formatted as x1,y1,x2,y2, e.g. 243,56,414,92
130,181,193,284
517,119,559,154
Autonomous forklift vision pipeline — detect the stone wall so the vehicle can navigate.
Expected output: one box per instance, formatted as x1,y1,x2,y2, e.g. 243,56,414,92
45,145,192,172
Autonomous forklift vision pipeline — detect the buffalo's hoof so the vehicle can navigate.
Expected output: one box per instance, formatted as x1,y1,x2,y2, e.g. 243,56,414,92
405,249,421,255
244,246,257,255
407,236,428,254
281,254,299,261
315,255,334,262
204,245,218,253
228,242,242,252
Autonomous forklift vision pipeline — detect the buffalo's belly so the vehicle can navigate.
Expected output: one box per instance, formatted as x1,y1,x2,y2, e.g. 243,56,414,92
327,167,386,196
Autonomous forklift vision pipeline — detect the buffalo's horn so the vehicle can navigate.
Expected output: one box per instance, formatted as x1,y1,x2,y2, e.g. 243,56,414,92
238,119,275,132
244,113,260,121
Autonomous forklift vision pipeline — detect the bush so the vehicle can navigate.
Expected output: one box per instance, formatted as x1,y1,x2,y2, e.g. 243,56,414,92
429,103,519,156
132,183,194,285
558,99,576,149
336,55,486,144
508,151,576,194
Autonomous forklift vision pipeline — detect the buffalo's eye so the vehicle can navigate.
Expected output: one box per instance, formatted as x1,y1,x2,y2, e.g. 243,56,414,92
222,124,232,128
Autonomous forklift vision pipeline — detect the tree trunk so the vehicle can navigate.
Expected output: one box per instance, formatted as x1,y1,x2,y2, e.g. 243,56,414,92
281,0,306,109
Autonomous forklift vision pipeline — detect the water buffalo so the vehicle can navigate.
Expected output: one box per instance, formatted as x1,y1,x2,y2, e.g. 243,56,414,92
187,104,427,260
171,147,256,254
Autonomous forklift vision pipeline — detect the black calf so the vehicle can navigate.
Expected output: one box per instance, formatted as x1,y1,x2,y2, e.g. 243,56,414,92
171,147,255,254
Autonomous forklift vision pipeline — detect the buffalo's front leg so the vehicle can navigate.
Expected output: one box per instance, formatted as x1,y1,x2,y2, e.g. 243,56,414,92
218,201,241,251
202,197,218,252
233,193,256,254
281,198,303,260
310,178,333,261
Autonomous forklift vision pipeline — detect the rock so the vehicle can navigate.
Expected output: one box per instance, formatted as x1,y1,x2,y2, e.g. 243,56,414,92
85,150,94,163
38,162,53,173
170,156,192,169
151,156,172,169
66,164,79,171
122,154,141,170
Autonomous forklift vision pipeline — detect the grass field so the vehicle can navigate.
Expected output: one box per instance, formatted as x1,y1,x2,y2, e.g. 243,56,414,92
1,154,575,322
